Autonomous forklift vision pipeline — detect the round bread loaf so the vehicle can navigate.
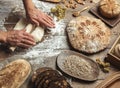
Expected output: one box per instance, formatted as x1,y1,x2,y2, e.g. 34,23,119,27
0,59,31,88
66,16,111,54
99,0,120,18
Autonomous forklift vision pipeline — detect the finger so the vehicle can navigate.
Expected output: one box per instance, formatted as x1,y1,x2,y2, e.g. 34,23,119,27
41,19,55,28
32,19,39,26
17,42,32,48
21,39,35,45
42,16,55,25
46,15,53,20
43,16,54,25
23,32,34,39
23,34,35,44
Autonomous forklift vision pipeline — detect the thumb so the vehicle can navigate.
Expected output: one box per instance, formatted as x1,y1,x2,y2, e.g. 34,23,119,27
22,29,26,32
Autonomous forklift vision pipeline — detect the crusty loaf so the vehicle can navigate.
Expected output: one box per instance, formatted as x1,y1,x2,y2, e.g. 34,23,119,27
99,0,120,18
32,67,72,88
66,16,111,53
0,59,31,88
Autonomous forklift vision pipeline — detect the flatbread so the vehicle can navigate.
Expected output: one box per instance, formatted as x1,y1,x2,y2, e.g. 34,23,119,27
66,16,111,54
0,59,31,88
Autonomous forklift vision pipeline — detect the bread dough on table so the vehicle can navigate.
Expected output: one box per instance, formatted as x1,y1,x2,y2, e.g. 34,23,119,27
10,18,44,51
31,26,44,43
13,18,28,30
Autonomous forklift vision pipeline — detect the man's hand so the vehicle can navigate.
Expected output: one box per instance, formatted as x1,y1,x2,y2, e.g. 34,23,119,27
4,30,35,48
26,8,55,28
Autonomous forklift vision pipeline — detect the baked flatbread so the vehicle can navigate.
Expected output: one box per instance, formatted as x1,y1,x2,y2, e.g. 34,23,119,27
67,16,111,53
0,59,31,88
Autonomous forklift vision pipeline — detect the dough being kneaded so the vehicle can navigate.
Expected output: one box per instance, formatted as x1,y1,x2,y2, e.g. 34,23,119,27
14,18,44,43
10,18,44,51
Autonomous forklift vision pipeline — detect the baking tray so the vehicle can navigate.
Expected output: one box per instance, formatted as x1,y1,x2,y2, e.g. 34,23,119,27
96,71,120,88
89,3,120,27
57,50,100,81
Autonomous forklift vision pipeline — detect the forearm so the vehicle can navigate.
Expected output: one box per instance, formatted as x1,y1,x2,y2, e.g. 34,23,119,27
0,30,7,43
22,0,35,12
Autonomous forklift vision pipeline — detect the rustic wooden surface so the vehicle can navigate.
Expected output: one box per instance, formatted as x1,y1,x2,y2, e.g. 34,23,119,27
0,0,120,88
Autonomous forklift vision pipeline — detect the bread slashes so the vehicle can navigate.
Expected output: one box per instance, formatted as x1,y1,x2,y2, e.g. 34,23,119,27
66,16,111,54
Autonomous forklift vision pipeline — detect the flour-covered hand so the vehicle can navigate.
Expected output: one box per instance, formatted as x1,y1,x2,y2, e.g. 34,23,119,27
5,30,35,48
26,8,55,28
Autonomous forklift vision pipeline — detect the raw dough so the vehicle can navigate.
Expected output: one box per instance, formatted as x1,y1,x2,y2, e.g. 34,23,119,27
25,23,35,33
13,18,44,42
14,18,28,30
10,18,44,51
31,26,44,42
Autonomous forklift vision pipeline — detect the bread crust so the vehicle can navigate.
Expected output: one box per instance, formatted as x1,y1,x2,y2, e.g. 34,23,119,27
32,67,72,88
0,59,31,88
32,67,52,83
67,16,111,53
99,0,120,18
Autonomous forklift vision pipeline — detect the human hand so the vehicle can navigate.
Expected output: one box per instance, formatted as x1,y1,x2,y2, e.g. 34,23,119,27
26,8,55,28
5,30,36,48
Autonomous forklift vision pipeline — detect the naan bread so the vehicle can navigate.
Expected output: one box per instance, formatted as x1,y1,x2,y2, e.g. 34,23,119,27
0,59,31,88
67,16,111,54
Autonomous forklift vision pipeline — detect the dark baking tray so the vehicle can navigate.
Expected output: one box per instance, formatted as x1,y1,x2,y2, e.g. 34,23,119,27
89,3,120,27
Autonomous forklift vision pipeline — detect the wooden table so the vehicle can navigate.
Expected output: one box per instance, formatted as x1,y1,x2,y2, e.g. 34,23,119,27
0,0,120,88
